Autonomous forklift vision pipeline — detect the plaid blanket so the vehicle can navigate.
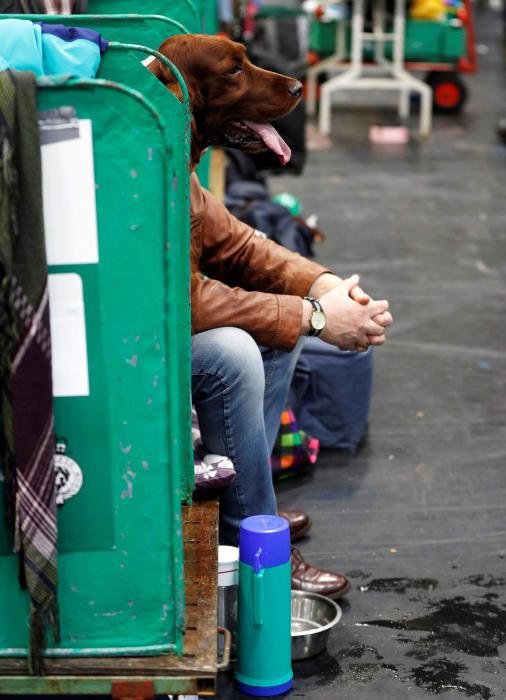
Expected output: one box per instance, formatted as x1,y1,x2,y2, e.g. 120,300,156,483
0,69,59,674
0,0,87,11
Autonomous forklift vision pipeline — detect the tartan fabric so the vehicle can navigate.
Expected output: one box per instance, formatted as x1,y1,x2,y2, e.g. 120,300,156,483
270,406,320,480
0,70,59,674
19,0,88,12
39,0,75,13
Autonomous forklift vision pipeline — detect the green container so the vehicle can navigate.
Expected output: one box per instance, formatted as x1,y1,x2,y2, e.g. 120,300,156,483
87,0,201,33
440,22,466,59
235,515,292,696
310,17,466,63
0,15,198,496
236,562,293,693
199,0,218,34
0,75,190,658
2,12,212,190
404,19,466,61
310,19,338,55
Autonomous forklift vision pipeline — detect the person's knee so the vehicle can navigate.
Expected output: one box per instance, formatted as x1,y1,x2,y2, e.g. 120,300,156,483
194,327,265,395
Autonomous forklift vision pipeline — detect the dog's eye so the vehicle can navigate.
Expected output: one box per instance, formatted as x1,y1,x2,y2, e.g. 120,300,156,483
228,64,243,75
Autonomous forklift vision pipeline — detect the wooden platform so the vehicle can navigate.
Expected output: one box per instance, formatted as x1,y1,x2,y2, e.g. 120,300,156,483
0,500,220,697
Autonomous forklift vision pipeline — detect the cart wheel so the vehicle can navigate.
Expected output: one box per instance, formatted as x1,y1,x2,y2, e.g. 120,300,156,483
426,72,468,115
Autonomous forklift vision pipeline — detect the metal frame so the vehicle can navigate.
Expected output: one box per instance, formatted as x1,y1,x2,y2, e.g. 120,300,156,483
307,0,433,137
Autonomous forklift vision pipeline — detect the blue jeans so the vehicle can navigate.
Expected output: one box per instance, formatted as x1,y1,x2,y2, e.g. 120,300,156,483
192,328,304,545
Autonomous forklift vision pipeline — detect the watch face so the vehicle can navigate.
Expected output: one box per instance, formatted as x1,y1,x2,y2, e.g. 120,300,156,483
312,310,326,330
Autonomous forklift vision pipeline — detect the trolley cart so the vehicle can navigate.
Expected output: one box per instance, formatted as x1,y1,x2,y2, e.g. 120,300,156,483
307,0,477,115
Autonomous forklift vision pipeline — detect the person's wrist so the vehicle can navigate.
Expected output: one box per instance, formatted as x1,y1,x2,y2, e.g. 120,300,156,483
309,272,341,299
300,298,313,336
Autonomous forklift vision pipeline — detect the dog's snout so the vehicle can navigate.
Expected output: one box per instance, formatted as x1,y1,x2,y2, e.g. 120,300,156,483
288,81,303,98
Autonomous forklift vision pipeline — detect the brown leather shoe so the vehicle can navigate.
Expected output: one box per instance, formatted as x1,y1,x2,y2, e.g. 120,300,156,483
291,546,351,600
278,511,312,542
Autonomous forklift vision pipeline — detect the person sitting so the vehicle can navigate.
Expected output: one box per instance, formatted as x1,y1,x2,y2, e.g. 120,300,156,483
149,34,393,598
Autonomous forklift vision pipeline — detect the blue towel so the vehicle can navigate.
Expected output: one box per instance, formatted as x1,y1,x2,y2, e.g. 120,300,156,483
0,19,108,78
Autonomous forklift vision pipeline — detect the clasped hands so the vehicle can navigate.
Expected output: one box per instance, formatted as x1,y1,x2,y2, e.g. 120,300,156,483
308,273,393,352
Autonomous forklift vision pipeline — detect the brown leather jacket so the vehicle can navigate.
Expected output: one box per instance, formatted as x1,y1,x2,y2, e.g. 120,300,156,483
190,173,331,351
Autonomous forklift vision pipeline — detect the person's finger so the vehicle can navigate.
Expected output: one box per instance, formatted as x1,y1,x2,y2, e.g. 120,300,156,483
342,274,360,292
355,344,369,352
350,285,370,305
367,334,386,346
372,311,393,327
369,299,389,316
365,319,386,336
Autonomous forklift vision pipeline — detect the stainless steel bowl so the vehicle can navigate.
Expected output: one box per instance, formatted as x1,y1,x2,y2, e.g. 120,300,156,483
291,591,342,661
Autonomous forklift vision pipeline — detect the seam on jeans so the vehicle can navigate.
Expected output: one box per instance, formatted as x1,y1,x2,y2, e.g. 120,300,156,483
193,370,249,518
263,348,279,391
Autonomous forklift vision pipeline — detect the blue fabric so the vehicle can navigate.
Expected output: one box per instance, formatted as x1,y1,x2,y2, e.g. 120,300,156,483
0,19,107,78
191,328,304,546
0,20,43,74
289,338,374,451
39,23,109,53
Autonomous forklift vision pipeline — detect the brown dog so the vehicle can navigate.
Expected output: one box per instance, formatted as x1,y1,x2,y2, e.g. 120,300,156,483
148,33,302,167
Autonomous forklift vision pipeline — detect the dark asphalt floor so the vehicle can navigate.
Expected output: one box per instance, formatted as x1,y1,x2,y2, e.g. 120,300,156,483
220,5,506,700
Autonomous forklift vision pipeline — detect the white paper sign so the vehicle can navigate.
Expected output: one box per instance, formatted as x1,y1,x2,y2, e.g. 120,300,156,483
42,119,99,266
48,274,90,397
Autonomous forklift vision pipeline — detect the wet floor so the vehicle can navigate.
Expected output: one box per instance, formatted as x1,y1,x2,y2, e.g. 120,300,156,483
219,5,506,699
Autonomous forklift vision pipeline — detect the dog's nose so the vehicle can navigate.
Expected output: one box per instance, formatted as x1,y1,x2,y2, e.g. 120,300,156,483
288,81,303,98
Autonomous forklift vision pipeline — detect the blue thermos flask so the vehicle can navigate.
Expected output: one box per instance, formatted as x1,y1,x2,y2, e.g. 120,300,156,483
235,515,293,696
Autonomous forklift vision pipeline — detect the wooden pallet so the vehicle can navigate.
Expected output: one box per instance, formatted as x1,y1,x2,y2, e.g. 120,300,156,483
0,500,220,698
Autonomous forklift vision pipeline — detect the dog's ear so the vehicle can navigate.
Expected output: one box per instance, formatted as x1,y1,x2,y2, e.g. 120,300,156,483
149,37,205,166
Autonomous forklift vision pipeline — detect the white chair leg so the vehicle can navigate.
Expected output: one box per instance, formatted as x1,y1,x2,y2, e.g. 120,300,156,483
399,88,410,119
419,83,433,138
319,82,332,135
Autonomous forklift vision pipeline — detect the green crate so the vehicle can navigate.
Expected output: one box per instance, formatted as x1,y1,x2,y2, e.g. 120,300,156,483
309,19,338,55
404,19,466,61
79,5,216,184
1,13,190,53
441,22,466,59
0,75,189,658
6,12,213,189
310,17,466,63
0,16,197,499
87,0,200,32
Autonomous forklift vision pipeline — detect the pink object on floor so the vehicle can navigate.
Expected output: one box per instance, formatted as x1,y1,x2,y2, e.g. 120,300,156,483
369,125,410,144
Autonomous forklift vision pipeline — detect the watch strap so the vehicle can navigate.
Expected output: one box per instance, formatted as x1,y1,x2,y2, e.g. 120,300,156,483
304,296,325,337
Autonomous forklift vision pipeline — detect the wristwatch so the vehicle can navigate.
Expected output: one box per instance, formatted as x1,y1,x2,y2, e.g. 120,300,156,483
304,296,327,337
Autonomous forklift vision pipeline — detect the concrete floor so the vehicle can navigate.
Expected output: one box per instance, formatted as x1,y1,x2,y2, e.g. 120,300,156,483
220,6,506,699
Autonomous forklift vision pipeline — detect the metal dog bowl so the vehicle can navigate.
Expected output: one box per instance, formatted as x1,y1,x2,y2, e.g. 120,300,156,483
291,591,342,661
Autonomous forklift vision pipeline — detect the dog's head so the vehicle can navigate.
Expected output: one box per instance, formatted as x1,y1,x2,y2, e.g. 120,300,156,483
149,34,302,167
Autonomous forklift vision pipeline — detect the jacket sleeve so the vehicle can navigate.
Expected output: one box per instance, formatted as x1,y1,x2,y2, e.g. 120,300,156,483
191,275,304,351
190,182,333,351
199,185,331,296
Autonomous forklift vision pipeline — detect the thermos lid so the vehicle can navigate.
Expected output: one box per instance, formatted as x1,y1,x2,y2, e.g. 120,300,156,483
239,515,290,572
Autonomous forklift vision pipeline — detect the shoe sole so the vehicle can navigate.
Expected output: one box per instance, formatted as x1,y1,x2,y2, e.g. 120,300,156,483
326,579,352,600
291,579,352,600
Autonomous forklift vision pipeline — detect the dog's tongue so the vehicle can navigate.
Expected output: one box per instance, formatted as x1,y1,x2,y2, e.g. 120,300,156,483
242,120,291,165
